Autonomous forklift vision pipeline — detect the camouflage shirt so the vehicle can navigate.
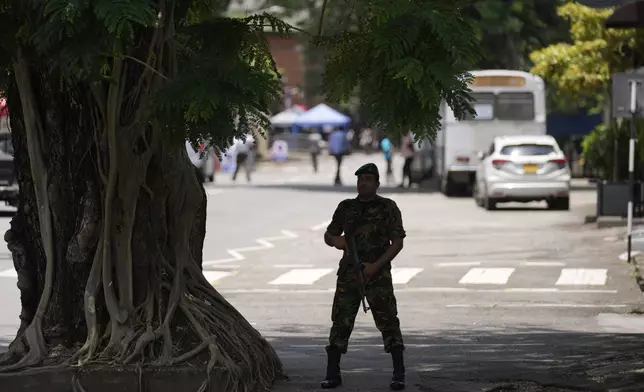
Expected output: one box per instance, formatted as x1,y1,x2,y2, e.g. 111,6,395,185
326,195,406,274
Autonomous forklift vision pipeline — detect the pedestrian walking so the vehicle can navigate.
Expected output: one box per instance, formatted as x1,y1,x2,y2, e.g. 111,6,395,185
321,163,407,390
399,132,415,188
232,134,254,182
380,136,394,183
309,131,323,173
327,128,350,185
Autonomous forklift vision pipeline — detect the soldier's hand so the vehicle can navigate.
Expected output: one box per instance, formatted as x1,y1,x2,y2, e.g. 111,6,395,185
332,236,346,250
362,263,378,280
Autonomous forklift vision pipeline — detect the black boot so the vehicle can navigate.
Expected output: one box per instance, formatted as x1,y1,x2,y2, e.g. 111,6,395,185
321,347,343,389
389,348,405,390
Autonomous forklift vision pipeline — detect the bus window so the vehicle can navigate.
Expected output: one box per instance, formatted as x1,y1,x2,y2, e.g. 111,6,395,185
496,92,535,121
463,92,495,121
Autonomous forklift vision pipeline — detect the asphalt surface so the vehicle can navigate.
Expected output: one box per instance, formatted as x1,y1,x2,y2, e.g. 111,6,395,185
0,152,643,392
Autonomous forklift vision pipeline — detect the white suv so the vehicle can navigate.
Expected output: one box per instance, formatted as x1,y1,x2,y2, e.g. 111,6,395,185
474,135,571,211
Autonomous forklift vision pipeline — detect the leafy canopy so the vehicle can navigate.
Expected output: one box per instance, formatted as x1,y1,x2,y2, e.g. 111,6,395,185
321,0,480,140
0,0,481,148
528,2,637,109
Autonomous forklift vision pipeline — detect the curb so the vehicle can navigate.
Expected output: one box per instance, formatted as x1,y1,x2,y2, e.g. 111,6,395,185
631,254,644,293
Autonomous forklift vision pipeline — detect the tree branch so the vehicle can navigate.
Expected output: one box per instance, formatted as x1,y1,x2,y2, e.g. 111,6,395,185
318,0,329,37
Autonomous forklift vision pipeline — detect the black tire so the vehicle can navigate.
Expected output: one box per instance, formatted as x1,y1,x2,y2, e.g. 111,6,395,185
484,196,497,211
473,182,484,207
547,197,570,211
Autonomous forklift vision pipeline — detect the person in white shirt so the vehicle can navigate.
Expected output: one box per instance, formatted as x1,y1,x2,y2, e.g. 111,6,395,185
309,131,323,173
232,134,255,182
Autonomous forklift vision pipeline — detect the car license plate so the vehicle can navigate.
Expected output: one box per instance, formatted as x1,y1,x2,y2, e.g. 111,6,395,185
523,164,538,174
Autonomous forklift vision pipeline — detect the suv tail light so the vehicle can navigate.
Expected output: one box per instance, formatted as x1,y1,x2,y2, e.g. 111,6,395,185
492,159,509,169
549,158,566,169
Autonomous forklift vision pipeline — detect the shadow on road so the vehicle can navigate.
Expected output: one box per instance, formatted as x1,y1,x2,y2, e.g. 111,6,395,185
269,327,644,391
255,183,440,195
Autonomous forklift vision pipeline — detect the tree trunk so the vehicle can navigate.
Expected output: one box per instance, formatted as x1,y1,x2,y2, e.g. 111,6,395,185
0,53,283,391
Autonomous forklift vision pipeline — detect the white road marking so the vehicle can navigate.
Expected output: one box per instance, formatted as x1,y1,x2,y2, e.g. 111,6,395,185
209,264,241,269
217,287,617,294
436,262,481,267
619,251,641,261
269,268,333,285
310,220,331,231
446,303,626,309
274,264,316,268
391,268,423,284
202,230,298,266
555,268,607,286
458,268,515,285
289,343,546,348
0,268,16,278
521,261,567,267
202,270,233,283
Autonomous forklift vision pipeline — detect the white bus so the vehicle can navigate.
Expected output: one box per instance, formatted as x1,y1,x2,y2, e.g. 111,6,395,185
434,69,547,196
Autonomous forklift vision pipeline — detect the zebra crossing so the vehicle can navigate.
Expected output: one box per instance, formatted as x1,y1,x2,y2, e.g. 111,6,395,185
0,266,614,291
201,266,612,290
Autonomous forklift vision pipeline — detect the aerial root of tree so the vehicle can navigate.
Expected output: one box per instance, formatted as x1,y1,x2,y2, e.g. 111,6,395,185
0,74,284,392
0,146,285,391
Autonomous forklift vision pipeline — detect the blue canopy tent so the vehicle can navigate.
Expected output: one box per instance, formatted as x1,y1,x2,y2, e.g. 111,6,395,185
291,104,351,135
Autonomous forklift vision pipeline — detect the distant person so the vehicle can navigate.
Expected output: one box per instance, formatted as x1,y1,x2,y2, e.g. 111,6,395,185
232,134,254,182
328,128,350,185
399,133,415,188
360,128,374,153
309,131,323,173
380,136,394,183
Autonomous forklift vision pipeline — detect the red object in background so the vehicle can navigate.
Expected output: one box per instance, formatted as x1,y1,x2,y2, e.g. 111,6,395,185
0,98,7,118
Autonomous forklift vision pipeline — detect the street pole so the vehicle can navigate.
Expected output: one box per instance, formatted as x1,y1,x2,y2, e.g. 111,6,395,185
628,79,638,263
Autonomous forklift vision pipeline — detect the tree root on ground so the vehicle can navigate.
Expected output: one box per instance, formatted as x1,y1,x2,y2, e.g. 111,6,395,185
2,50,283,392
1,160,283,392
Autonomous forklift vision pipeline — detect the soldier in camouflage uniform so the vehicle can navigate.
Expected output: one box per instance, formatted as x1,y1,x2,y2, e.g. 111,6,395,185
321,162,407,390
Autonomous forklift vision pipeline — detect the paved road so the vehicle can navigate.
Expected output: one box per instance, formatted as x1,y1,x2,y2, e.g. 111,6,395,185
0,152,643,391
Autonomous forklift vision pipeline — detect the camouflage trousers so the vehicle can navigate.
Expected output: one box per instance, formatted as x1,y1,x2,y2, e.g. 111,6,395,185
326,268,404,354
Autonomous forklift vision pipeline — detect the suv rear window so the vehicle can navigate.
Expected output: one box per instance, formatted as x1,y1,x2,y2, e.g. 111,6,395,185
500,144,555,156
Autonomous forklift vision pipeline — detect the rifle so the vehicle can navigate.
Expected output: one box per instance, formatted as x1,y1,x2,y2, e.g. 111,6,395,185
345,232,370,313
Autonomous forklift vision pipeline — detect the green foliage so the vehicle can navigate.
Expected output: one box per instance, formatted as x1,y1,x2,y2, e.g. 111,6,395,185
321,0,480,140
582,118,644,181
0,0,482,150
529,2,636,108
0,0,288,152
153,13,289,148
581,122,612,178
464,0,569,70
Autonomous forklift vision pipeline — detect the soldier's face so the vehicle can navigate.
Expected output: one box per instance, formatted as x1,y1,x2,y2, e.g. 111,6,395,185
357,174,379,196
